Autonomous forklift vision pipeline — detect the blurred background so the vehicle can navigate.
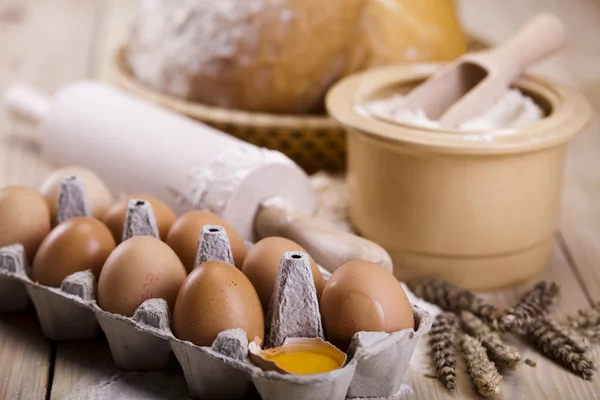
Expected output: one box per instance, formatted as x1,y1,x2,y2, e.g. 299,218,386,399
1,0,593,184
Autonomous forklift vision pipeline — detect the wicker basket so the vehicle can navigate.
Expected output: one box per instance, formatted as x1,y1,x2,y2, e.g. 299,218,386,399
111,36,487,174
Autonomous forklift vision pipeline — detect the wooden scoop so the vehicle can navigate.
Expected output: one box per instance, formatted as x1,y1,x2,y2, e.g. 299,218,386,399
403,13,565,128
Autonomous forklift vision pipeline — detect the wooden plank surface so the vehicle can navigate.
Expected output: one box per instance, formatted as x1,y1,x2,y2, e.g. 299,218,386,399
49,340,115,400
49,340,191,400
2,0,600,399
0,313,51,400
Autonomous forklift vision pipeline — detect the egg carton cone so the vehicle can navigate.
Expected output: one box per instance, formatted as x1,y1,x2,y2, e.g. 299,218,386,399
171,329,254,398
94,298,173,370
0,243,99,340
264,251,324,348
56,175,90,223
122,198,160,241
346,306,431,398
0,244,31,312
26,270,98,340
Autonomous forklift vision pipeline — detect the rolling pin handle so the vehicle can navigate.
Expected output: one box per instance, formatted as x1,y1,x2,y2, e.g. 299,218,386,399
4,83,50,124
256,198,394,274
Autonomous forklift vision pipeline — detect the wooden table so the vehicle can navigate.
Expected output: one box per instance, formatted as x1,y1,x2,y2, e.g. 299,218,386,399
1,0,600,398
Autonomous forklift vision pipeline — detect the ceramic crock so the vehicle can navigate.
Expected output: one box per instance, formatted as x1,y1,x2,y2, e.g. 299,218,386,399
327,64,591,290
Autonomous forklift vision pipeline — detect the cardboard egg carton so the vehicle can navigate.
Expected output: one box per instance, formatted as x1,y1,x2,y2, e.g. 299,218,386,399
0,226,432,400
0,244,98,340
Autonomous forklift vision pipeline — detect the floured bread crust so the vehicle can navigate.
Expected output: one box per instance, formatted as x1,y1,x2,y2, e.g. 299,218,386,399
126,0,367,114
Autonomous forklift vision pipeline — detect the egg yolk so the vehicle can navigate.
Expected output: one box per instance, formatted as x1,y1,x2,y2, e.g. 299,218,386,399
265,351,342,375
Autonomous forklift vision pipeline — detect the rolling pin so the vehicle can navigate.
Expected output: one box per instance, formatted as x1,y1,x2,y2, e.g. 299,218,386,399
6,81,392,273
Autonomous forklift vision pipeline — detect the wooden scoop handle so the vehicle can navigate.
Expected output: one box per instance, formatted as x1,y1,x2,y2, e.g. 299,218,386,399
468,13,565,75
438,14,565,127
255,203,393,274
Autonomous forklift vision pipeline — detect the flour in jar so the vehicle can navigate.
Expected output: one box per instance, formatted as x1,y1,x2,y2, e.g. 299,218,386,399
364,89,544,132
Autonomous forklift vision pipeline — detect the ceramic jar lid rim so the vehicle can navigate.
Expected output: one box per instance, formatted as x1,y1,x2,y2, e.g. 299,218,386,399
326,63,592,155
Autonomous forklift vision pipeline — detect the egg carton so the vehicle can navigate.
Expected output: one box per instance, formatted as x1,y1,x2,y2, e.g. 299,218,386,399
0,239,431,400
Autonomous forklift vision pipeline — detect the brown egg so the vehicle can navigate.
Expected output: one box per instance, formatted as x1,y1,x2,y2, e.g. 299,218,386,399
97,236,187,316
173,260,264,347
32,217,115,287
320,260,414,349
166,210,246,271
0,186,51,262
40,166,113,221
103,194,176,242
242,237,324,311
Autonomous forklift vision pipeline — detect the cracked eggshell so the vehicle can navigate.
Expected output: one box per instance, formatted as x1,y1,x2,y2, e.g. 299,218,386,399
0,244,99,338
97,236,187,317
241,237,325,311
346,306,432,398
103,194,176,241
0,186,51,263
39,166,113,221
249,355,358,400
166,210,247,271
172,260,264,347
249,337,346,375
32,217,115,287
320,260,414,350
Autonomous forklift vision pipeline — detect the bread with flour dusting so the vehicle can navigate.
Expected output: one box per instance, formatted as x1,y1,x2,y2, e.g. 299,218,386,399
126,0,367,114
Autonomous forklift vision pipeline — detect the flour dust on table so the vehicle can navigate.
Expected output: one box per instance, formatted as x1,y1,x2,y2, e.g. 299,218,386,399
64,371,191,400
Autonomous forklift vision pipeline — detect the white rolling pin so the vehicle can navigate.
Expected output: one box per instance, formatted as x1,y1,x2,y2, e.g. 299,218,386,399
6,81,392,273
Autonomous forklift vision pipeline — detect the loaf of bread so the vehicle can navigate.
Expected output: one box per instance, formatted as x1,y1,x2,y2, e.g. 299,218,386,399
126,0,467,115
127,0,368,115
